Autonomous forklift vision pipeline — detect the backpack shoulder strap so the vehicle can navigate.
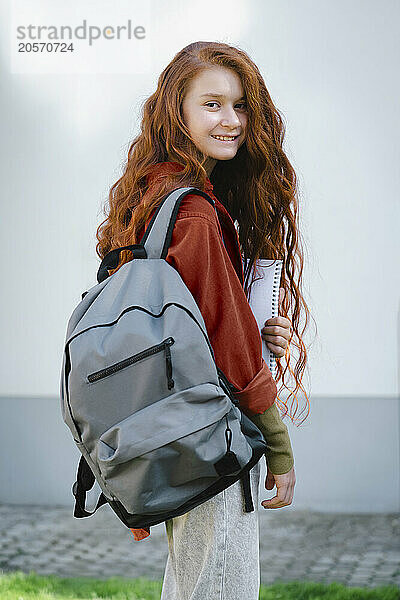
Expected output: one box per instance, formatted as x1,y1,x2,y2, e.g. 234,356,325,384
141,187,224,259
97,187,224,283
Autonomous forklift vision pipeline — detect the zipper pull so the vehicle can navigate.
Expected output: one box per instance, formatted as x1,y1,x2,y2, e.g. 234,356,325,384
225,416,232,451
164,337,175,389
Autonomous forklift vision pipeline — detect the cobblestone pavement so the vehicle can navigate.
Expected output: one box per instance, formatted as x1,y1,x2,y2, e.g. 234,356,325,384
0,504,399,590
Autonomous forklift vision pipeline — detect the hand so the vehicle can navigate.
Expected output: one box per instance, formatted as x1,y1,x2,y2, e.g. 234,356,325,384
261,463,296,509
260,288,291,358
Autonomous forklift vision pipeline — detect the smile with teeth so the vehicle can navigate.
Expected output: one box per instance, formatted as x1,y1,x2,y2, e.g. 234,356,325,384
211,135,239,141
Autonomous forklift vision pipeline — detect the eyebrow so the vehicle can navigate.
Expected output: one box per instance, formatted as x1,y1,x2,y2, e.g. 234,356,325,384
200,92,246,100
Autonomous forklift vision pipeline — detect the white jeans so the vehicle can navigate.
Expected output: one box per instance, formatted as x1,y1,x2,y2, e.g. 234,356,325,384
160,459,261,600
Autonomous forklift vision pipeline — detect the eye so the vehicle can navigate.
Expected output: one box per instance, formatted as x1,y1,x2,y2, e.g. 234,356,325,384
204,102,247,110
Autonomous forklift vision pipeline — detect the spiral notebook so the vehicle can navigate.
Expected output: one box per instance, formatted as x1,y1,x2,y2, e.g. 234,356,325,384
242,257,283,379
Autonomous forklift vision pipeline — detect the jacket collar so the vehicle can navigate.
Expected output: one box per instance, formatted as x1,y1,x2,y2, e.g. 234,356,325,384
146,161,244,284
146,160,214,194
146,161,234,224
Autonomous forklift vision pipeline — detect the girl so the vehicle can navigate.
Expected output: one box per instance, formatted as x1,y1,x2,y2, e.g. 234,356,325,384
96,41,310,600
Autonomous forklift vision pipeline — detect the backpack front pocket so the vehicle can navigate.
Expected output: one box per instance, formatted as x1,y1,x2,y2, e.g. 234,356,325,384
95,382,246,515
87,336,175,389
97,382,231,465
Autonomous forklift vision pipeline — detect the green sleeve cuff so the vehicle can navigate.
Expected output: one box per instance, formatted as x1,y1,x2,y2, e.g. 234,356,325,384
248,402,294,475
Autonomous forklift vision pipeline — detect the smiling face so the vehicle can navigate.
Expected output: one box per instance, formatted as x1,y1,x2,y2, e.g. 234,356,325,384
181,65,248,176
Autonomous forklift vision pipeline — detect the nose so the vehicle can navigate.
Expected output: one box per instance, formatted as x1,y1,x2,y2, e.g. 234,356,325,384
220,106,242,130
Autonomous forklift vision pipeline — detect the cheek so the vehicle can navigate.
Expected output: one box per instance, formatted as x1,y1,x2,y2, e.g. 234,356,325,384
240,113,248,134
195,111,220,135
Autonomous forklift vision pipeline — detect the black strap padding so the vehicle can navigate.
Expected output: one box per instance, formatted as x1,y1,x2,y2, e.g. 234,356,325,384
72,455,108,518
97,244,147,283
241,469,254,512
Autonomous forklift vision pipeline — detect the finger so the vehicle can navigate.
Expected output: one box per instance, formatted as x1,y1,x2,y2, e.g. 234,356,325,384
263,316,288,327
262,492,289,509
265,316,291,329
265,471,275,491
264,341,285,357
262,481,292,508
261,325,289,338
262,317,292,333
262,335,287,349
264,341,286,357
261,329,290,347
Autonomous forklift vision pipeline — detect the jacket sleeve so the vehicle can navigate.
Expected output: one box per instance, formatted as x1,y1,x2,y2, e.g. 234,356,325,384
250,403,294,474
165,210,278,417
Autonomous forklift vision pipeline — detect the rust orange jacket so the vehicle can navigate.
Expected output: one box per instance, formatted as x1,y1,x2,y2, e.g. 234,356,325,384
130,161,278,541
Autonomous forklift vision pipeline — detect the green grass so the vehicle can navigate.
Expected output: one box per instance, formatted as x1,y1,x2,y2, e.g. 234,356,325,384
0,571,398,600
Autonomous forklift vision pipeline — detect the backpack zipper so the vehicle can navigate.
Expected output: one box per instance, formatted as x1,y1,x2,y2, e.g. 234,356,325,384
87,337,175,388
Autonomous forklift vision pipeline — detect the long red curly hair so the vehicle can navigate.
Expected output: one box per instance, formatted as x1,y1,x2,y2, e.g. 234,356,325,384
96,41,314,426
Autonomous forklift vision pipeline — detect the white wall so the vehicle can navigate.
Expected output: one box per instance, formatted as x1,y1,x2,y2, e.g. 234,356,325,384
0,0,399,510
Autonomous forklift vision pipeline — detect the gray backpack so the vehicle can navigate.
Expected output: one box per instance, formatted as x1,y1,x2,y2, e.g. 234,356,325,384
60,187,267,531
